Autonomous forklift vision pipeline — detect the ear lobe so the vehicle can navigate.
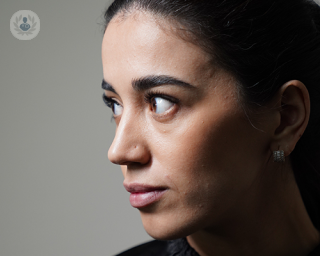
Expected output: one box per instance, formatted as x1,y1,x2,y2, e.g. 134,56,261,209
272,80,310,156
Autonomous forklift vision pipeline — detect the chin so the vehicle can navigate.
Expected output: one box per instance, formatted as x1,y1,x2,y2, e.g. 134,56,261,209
140,210,199,241
144,226,190,241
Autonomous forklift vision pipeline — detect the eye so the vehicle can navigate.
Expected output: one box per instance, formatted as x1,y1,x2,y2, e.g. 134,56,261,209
102,94,123,116
113,102,123,115
144,91,178,115
151,97,174,114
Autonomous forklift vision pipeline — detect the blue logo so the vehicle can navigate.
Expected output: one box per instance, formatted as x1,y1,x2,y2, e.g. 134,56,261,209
20,17,31,31
13,14,37,35
10,10,40,40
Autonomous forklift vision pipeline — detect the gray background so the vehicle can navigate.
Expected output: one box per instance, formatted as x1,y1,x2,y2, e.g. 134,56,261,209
2,1,320,256
0,0,150,255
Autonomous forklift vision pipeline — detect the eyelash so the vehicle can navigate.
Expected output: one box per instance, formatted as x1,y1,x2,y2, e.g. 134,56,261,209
143,90,179,105
102,90,179,122
102,94,118,122
102,94,115,109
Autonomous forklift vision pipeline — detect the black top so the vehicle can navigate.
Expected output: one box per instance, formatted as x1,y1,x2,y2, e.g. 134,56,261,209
116,237,320,256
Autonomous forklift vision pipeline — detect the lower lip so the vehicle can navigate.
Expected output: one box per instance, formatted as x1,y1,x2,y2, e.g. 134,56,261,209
129,190,167,208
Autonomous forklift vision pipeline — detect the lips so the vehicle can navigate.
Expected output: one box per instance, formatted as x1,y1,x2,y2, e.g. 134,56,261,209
123,183,167,208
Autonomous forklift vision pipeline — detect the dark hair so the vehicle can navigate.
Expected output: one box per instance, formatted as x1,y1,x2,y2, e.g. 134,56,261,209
103,0,320,229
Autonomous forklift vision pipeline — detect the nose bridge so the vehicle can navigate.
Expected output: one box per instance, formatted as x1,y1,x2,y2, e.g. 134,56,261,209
108,109,149,165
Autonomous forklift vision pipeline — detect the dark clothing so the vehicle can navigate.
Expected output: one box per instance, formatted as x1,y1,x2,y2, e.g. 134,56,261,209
310,243,320,256
116,237,320,256
115,238,198,256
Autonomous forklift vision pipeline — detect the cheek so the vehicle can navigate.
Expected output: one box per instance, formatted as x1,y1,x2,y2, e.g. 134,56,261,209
150,118,225,207
153,109,262,208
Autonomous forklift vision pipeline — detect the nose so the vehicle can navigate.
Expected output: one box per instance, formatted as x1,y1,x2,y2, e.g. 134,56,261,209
108,112,150,166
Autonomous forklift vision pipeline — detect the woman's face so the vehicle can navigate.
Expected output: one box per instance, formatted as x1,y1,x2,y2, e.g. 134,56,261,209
102,11,271,239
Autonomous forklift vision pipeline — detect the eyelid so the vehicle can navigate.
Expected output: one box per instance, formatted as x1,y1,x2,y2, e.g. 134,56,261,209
102,94,122,107
103,91,179,107
144,90,180,105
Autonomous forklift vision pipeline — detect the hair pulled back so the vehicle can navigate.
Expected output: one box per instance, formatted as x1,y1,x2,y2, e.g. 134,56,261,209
104,0,320,229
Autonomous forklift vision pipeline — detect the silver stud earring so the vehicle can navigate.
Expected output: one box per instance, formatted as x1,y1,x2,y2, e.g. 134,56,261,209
273,150,285,162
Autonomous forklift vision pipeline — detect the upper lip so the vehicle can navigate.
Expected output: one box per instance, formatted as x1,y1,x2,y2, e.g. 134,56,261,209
123,183,167,193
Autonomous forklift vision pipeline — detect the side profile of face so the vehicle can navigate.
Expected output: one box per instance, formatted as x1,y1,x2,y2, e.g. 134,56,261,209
102,11,274,240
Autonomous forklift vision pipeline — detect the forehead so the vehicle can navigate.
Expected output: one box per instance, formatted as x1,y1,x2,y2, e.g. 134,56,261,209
101,11,216,88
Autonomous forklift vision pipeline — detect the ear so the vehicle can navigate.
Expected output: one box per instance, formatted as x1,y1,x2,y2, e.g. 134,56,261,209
270,80,310,157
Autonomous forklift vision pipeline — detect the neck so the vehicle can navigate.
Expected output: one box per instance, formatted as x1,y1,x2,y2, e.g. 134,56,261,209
187,163,320,256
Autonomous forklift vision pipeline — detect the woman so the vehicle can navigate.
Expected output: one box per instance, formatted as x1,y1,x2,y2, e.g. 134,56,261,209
101,0,320,255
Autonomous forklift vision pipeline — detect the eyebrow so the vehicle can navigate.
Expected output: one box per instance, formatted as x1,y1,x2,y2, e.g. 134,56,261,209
101,75,196,95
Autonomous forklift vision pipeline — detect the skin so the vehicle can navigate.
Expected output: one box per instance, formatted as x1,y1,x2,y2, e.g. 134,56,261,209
102,11,320,256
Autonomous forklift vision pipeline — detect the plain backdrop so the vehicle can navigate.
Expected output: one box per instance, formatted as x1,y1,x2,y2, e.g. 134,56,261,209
2,1,320,256
0,0,150,255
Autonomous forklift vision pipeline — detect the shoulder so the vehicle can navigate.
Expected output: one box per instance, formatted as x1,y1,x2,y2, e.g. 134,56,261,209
115,240,168,256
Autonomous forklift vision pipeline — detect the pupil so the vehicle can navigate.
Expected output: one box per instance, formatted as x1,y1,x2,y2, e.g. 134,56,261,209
152,98,157,109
